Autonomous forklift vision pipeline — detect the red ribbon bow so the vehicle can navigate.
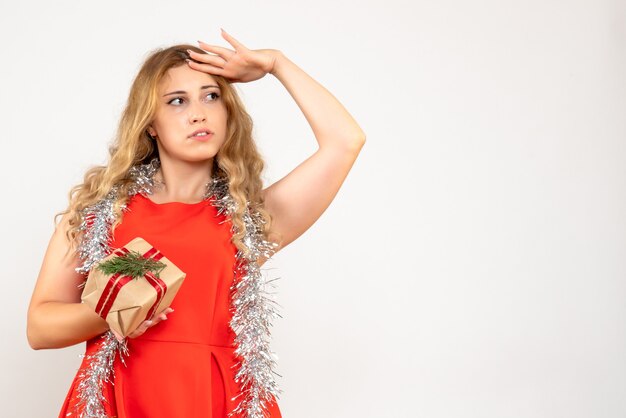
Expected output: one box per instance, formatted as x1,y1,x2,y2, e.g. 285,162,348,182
95,246,168,324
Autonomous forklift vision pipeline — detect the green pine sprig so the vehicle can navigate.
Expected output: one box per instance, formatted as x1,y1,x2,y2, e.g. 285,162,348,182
96,250,167,279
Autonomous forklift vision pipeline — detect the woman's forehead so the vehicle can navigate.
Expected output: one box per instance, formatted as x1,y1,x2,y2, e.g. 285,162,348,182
159,65,218,93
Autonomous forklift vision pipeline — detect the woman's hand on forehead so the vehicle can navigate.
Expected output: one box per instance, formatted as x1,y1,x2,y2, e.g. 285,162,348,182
186,29,279,84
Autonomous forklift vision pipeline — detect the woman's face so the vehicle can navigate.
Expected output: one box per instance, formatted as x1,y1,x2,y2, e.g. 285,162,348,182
147,64,228,163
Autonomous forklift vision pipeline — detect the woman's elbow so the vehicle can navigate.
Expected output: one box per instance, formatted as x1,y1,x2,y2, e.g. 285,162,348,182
26,320,43,350
27,308,49,350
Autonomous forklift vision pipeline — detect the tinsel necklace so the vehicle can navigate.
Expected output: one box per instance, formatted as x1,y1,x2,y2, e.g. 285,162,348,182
72,157,282,418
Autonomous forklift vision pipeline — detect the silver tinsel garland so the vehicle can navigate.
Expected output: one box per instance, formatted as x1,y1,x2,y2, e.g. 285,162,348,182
72,331,128,417
71,157,282,418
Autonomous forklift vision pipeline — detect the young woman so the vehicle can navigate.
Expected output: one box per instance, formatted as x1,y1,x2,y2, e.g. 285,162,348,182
27,29,365,418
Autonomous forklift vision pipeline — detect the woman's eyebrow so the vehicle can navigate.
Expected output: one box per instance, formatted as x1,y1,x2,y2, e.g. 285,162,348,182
163,84,220,97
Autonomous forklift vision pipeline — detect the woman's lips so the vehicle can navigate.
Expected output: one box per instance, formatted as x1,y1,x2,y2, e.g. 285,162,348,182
189,132,214,141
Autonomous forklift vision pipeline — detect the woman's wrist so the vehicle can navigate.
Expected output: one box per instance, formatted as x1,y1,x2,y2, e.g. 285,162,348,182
269,49,286,76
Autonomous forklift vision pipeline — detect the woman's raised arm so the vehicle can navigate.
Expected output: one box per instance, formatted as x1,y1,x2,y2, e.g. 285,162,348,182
188,30,366,255
260,50,366,251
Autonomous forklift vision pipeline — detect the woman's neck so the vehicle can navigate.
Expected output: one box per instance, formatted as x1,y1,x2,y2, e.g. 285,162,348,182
151,157,214,203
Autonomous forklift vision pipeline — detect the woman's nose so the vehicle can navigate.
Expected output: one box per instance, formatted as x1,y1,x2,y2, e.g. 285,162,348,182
188,102,207,124
189,112,206,124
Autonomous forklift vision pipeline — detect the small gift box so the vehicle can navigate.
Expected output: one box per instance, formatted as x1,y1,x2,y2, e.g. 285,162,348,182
81,237,186,338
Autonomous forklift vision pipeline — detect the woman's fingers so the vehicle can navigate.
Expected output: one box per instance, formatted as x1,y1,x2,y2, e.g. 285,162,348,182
139,320,154,332
196,41,235,59
196,29,248,61
219,29,247,51
192,30,267,83
147,307,173,325
147,307,174,325
186,59,225,76
127,320,152,338
187,49,225,68
161,307,175,316
125,307,175,339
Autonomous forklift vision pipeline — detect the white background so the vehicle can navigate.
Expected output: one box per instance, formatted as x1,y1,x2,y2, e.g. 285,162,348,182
1,1,625,417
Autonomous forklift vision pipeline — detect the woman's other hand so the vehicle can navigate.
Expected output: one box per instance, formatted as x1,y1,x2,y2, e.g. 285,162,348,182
110,307,174,342
187,29,279,83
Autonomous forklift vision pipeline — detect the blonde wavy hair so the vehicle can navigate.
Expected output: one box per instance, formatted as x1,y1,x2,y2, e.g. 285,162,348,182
55,44,280,260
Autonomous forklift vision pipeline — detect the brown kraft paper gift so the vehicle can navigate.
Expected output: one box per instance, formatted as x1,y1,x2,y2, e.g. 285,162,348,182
81,236,186,338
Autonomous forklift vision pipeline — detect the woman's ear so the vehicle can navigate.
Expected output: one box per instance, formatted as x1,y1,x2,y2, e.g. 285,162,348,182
146,126,157,138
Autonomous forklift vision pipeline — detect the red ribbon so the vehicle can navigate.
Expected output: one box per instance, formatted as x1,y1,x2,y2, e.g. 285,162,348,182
95,245,169,325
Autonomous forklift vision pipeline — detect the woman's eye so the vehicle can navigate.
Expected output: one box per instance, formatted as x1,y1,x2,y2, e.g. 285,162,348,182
168,92,219,106
205,92,220,102
168,97,184,105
